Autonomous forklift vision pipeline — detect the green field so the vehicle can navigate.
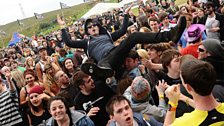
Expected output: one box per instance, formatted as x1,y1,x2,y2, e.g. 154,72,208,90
0,0,186,47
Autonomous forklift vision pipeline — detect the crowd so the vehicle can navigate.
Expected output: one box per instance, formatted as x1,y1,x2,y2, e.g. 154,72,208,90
0,0,224,125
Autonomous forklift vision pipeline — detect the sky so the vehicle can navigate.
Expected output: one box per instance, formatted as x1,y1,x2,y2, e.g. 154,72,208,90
0,0,84,25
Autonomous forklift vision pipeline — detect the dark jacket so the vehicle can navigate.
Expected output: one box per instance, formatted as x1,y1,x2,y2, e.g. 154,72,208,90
198,13,224,41
61,14,129,62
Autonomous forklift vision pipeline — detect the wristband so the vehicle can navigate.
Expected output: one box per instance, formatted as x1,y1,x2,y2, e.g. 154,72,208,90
159,95,164,99
168,101,178,107
168,104,177,111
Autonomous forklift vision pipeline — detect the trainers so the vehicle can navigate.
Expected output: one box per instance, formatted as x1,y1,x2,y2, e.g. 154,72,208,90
81,63,114,78
169,16,186,44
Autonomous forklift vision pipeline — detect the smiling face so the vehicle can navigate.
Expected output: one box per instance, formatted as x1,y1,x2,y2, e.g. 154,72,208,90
49,100,67,121
25,74,35,86
29,93,42,107
111,100,134,126
64,59,74,70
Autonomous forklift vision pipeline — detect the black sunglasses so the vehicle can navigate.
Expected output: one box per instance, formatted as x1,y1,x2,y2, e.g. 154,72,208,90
87,23,97,29
198,48,205,52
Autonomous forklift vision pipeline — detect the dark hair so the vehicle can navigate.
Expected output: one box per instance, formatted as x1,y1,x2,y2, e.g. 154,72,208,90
106,95,131,116
116,77,133,95
181,60,216,96
48,96,73,126
148,17,159,24
24,69,35,78
146,43,172,53
158,12,168,22
161,49,181,73
62,58,78,76
72,71,89,90
126,50,139,60
205,1,214,8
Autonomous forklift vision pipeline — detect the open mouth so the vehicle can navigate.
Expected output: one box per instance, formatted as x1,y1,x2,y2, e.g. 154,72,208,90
126,117,131,122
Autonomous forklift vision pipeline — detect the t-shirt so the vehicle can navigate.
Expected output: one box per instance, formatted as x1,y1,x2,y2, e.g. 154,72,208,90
172,103,224,126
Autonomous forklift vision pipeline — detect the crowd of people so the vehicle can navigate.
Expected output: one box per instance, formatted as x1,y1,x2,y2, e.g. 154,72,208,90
0,0,224,125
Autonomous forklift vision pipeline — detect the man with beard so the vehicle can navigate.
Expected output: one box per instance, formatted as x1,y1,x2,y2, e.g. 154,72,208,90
73,71,115,126
198,2,224,41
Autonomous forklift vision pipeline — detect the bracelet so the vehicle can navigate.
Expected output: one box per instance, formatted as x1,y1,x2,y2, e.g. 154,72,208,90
186,98,189,106
168,104,177,111
168,101,178,107
159,95,164,99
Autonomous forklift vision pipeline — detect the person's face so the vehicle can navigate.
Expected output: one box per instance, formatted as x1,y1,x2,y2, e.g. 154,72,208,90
82,76,95,92
27,59,34,66
42,41,48,47
181,7,188,13
39,49,47,58
25,74,35,85
11,62,18,69
197,45,208,59
29,93,42,107
168,55,181,72
197,9,204,17
16,53,22,58
124,58,138,71
149,21,159,32
49,100,67,122
4,61,10,67
65,59,74,70
46,67,54,76
130,27,137,33
87,22,99,36
111,100,133,126
205,6,213,15
147,48,160,61
162,17,170,25
57,71,69,85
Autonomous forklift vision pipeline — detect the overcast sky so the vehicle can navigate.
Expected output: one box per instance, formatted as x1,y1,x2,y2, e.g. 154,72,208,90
0,0,84,25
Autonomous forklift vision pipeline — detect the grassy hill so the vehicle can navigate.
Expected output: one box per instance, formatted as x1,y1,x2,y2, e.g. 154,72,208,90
0,0,185,47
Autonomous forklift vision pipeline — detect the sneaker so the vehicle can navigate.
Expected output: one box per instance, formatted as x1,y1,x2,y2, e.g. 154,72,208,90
81,63,114,78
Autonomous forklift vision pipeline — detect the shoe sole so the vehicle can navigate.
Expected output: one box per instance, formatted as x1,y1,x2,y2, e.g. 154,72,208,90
81,63,114,78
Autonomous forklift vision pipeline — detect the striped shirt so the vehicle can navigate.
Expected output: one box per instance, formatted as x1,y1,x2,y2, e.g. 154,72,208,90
0,90,22,126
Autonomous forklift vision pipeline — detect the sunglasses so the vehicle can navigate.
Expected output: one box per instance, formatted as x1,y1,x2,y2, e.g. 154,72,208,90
87,23,97,29
198,48,205,52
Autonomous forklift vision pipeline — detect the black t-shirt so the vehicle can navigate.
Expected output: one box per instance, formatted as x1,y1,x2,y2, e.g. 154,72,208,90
73,80,115,126
28,109,51,126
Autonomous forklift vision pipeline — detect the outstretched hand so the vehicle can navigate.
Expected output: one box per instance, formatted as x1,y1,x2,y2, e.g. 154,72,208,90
125,3,134,14
57,14,66,26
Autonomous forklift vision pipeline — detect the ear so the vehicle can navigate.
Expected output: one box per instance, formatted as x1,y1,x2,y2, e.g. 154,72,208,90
186,84,193,92
79,84,85,90
110,115,114,120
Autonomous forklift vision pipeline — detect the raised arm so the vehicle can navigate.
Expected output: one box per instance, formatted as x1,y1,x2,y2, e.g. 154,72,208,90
57,15,88,49
111,4,133,41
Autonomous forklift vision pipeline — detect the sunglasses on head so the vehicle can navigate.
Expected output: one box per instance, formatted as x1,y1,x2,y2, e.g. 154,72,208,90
87,23,97,29
198,48,205,52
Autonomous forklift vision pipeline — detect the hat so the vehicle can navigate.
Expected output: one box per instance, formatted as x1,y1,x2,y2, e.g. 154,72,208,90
44,63,52,73
29,85,44,95
131,76,151,101
185,24,205,43
202,39,224,58
37,46,46,52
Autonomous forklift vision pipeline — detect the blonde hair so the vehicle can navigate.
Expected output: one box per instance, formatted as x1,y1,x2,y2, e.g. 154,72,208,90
25,57,35,68
11,69,25,88
137,49,150,60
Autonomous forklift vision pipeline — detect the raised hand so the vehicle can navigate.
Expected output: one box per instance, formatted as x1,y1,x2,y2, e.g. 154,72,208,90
57,14,66,27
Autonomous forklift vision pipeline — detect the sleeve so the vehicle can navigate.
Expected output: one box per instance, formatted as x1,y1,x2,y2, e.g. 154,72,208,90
111,14,129,41
61,29,88,50
76,116,95,126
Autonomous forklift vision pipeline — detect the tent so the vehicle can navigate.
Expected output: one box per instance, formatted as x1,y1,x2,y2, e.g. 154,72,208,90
8,32,24,46
81,3,120,19
81,0,138,19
